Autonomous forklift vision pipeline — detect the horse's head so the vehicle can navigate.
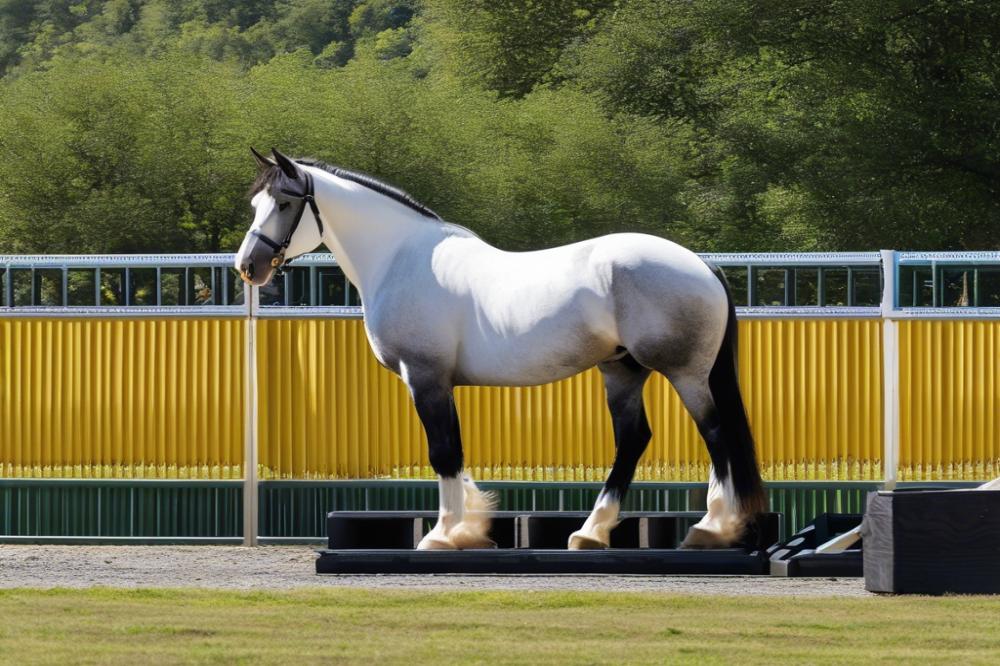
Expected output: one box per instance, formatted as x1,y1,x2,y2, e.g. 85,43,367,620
236,147,325,286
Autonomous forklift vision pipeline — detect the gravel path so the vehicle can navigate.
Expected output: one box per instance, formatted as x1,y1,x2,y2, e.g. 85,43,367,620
0,545,869,596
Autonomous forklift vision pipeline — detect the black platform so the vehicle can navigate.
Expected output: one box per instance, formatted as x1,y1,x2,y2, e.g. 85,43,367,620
315,548,769,575
317,510,781,576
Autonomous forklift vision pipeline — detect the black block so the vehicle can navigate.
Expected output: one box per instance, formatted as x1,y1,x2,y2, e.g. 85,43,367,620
327,512,428,549
643,516,686,548
863,490,1000,595
517,514,641,548
787,551,863,577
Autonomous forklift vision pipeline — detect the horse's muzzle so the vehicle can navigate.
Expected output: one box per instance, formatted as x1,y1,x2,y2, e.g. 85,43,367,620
237,239,280,286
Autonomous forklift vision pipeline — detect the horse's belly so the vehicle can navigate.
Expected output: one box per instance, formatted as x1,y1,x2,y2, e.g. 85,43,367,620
454,285,620,386
454,331,617,387
457,359,586,387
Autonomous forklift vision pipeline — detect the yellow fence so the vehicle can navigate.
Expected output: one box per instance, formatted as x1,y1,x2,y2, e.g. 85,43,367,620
255,318,884,481
0,318,244,478
898,320,1000,481
8,315,999,483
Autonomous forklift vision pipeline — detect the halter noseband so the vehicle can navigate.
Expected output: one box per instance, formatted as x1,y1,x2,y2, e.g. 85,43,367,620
251,171,324,272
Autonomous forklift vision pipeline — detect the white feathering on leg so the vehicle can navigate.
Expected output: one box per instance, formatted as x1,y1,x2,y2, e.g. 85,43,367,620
568,490,621,550
680,465,744,549
462,475,497,530
448,475,497,549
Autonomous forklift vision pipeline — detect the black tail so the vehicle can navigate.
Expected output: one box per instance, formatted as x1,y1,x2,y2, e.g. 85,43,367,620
706,265,767,516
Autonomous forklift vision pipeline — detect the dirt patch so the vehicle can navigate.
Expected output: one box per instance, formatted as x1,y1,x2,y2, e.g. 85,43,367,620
0,545,869,596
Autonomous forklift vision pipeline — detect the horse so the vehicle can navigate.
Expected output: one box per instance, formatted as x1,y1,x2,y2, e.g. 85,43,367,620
235,147,767,550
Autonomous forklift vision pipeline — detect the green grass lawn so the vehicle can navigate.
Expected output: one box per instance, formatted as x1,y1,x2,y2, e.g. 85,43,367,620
2,588,999,664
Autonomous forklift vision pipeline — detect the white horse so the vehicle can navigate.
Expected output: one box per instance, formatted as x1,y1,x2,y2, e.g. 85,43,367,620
236,148,767,550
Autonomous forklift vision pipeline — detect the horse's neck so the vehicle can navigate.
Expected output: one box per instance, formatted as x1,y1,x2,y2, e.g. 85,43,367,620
309,169,441,299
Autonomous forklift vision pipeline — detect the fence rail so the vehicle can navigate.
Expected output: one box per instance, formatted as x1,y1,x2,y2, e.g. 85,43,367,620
5,250,1000,312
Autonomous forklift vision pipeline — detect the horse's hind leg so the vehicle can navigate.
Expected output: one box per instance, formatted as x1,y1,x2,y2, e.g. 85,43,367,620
406,371,496,550
568,356,651,550
667,373,749,548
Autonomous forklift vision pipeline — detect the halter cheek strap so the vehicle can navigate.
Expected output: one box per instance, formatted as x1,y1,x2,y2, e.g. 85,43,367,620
251,171,324,271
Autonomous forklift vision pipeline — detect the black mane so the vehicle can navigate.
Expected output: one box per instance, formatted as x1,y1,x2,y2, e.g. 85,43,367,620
249,158,440,220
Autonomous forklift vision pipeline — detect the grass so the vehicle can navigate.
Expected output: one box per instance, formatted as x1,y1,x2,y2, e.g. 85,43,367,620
2,588,1000,664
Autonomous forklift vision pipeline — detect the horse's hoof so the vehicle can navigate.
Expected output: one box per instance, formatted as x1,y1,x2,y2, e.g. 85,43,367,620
679,525,733,549
449,523,497,550
567,530,609,550
416,533,456,550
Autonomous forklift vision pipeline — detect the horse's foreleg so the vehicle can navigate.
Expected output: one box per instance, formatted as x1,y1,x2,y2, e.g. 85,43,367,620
408,374,495,550
569,358,651,550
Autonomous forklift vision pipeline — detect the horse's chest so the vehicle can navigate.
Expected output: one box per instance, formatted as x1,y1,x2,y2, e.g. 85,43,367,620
362,320,401,374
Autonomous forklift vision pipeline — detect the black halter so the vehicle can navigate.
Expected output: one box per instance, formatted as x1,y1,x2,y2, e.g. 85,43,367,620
251,171,324,272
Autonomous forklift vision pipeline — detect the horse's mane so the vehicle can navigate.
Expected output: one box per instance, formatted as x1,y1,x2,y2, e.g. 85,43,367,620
249,158,440,220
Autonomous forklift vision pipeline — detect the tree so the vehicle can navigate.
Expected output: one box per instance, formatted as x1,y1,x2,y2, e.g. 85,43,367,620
574,0,1000,249
0,51,252,253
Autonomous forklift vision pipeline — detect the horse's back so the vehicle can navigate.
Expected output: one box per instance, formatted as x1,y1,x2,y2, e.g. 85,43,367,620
587,233,716,281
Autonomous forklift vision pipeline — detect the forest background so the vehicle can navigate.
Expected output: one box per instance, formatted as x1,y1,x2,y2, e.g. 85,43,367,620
0,0,997,255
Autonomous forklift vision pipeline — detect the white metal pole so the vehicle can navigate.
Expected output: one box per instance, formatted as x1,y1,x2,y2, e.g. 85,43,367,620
243,284,260,546
880,250,899,490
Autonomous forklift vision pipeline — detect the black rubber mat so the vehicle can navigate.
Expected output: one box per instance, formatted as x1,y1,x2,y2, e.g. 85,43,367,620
315,548,769,575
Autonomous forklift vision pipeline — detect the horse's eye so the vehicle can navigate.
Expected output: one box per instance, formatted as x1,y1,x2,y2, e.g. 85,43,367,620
278,202,290,212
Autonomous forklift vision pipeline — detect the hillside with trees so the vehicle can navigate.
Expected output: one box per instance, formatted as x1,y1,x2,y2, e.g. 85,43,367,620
0,0,997,254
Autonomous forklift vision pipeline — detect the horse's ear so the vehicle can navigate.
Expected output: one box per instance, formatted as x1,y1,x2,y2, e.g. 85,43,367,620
251,146,275,170
271,148,300,180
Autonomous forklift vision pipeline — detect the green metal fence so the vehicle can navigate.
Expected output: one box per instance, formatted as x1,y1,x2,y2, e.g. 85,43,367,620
0,480,242,543
1,479,979,544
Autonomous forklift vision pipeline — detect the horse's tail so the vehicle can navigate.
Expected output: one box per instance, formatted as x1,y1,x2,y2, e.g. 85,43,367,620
706,264,768,516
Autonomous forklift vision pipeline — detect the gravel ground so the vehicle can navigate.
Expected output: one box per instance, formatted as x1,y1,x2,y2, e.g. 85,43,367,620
0,545,869,596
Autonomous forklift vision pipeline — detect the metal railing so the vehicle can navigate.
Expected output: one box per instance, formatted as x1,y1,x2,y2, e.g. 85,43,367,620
0,253,358,313
893,251,1000,314
5,250,999,314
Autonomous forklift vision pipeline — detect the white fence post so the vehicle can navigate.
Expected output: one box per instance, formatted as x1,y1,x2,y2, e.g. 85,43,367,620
243,284,260,546
880,250,899,490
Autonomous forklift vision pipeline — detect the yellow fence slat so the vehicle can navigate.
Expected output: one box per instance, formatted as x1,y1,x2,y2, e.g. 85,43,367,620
898,320,1000,481
0,318,244,478
255,318,884,481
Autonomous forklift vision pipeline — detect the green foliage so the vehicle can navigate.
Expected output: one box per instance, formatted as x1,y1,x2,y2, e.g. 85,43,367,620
574,0,1000,249
424,0,615,98
0,0,998,254
0,52,251,252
